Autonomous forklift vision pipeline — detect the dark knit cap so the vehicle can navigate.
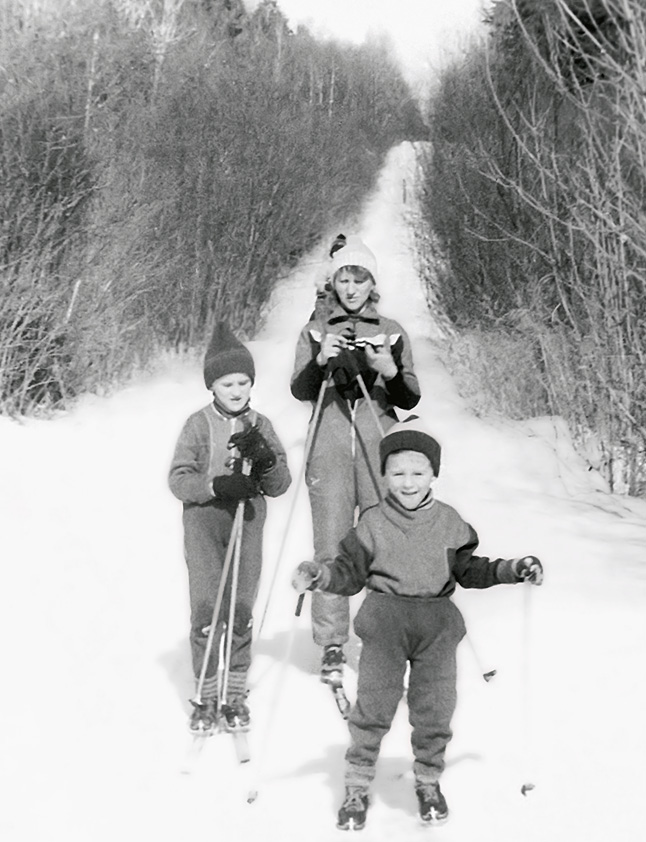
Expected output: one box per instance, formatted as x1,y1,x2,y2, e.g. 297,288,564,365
379,415,441,476
203,322,255,389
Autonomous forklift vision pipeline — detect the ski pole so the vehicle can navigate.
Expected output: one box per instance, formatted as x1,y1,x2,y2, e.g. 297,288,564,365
520,582,535,796
247,594,304,804
221,506,245,703
355,372,385,437
464,632,497,682
193,501,245,705
255,372,331,639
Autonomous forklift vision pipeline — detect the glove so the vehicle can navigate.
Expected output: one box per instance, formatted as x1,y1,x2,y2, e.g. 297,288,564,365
291,561,323,593
512,556,544,585
228,425,277,474
211,473,259,501
328,347,363,381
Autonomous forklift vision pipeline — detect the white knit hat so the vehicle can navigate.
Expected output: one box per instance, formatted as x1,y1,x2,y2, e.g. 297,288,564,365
379,415,442,476
329,235,378,281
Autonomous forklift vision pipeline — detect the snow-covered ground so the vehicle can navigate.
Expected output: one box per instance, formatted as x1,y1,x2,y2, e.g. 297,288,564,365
1,143,645,842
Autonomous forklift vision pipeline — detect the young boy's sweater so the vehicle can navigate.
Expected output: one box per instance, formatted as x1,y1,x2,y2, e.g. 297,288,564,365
319,493,518,598
169,402,291,505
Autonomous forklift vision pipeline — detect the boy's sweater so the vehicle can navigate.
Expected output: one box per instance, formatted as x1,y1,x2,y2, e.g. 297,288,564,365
319,493,518,598
169,402,291,506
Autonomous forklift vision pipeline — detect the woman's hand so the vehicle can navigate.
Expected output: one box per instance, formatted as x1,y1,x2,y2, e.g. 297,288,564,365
365,336,397,380
316,333,348,366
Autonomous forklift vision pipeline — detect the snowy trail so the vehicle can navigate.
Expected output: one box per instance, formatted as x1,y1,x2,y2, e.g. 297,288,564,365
1,142,645,842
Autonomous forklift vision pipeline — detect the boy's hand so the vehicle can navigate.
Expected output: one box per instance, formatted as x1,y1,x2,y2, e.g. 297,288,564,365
211,473,259,501
292,561,323,593
513,556,544,585
229,425,276,474
365,335,397,380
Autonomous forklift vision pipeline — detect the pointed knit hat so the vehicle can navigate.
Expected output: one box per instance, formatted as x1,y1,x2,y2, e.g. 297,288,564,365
329,235,378,281
379,415,441,476
203,321,255,389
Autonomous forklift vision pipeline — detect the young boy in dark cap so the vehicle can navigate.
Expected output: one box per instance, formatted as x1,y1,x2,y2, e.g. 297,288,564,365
170,322,291,733
292,416,543,830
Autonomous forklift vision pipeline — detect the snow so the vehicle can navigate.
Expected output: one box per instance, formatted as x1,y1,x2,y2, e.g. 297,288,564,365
1,142,645,842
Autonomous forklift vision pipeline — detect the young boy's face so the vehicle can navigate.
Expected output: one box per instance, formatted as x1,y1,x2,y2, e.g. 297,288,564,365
333,267,374,313
211,373,252,413
385,450,435,510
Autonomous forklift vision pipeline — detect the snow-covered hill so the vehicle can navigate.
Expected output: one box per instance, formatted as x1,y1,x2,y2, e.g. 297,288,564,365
1,143,645,842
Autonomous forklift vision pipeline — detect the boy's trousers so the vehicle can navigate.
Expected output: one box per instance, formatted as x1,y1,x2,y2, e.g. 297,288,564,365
345,592,466,785
183,496,265,683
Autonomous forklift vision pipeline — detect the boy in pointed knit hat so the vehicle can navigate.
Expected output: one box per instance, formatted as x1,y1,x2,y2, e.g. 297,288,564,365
293,416,544,830
291,236,421,688
169,323,291,733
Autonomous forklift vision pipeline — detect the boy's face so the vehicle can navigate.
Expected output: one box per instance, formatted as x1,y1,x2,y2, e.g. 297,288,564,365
385,450,435,510
333,267,374,313
211,373,252,412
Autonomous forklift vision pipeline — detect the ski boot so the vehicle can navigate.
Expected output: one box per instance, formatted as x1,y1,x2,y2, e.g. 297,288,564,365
220,698,251,732
337,785,369,831
320,644,345,683
188,699,218,735
415,781,449,825
320,645,351,718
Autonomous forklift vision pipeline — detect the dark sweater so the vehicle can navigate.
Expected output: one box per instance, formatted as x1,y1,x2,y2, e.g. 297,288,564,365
320,493,517,598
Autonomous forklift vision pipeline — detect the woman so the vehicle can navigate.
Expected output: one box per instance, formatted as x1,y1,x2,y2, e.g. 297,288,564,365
291,235,421,687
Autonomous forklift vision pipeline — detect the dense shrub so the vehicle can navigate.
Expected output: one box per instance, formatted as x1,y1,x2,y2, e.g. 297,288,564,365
418,0,646,494
0,0,426,414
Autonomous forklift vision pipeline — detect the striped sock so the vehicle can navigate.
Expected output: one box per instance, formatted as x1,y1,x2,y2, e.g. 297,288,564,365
225,670,247,704
199,674,219,702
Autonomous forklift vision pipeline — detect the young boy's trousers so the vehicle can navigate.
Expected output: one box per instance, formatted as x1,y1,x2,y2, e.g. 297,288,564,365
345,592,466,786
183,497,266,688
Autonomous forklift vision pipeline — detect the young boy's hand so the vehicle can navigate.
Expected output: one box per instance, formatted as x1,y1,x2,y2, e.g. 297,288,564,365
229,425,277,474
513,556,544,585
211,473,259,501
292,561,323,593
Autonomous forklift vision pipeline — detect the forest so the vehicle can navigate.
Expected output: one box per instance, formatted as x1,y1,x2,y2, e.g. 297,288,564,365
419,0,646,494
0,0,426,414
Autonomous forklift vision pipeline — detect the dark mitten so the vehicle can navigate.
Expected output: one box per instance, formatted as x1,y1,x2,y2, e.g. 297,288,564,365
328,347,369,397
228,425,277,474
291,561,323,593
513,556,544,585
211,473,259,501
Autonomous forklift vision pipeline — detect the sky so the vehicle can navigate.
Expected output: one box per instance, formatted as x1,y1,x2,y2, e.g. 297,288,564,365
1,140,645,842
243,0,491,87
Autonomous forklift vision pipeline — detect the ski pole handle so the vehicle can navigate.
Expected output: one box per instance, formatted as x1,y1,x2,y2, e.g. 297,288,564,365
295,593,305,616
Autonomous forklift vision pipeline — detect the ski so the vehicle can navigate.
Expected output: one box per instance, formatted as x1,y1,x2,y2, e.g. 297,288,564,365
331,682,351,719
322,670,351,719
181,731,213,775
181,719,251,774
221,721,251,764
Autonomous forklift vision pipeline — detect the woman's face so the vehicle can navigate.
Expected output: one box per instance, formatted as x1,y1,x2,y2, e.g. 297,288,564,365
333,267,374,314
211,373,252,412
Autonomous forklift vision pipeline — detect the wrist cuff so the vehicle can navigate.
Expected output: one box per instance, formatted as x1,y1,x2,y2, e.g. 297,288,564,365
496,559,518,584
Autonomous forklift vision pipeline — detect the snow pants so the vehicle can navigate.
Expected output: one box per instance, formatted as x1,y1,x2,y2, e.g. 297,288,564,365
345,592,466,786
183,496,265,696
306,407,388,647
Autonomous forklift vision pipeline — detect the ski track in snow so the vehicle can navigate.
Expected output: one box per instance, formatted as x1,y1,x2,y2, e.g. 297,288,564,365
1,142,645,842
